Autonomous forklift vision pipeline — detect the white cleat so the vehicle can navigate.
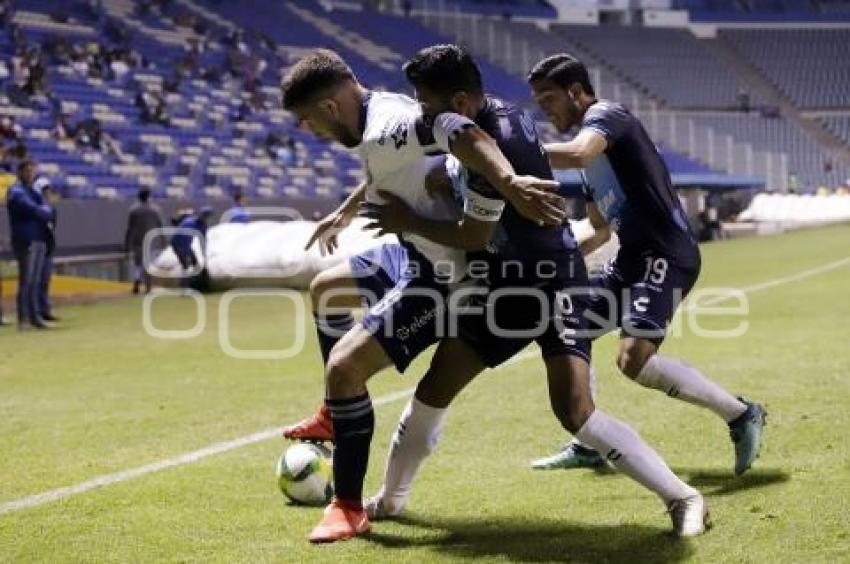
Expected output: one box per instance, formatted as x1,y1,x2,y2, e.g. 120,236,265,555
364,494,405,521
668,494,711,538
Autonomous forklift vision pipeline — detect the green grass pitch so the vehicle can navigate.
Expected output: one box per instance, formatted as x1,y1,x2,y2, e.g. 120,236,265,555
1,223,849,562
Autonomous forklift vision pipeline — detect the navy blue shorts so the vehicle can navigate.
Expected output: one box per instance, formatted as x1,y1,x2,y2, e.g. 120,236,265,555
353,244,449,373
586,249,700,347
456,250,592,368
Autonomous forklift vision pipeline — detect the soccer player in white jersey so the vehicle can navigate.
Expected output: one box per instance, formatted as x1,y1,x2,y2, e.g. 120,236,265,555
279,49,565,543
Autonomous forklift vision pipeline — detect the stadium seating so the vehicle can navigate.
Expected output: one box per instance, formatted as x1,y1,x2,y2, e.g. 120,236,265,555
676,0,850,21
820,115,850,147
1,0,846,205
405,0,556,19
0,0,727,203
551,24,756,110
1,0,370,201
686,113,848,191
721,29,850,109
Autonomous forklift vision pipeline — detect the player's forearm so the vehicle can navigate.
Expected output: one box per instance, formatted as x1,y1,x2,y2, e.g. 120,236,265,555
545,142,591,169
578,228,611,257
450,128,515,196
338,182,367,217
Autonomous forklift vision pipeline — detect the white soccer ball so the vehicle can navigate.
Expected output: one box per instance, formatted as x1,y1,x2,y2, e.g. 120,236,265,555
276,442,333,506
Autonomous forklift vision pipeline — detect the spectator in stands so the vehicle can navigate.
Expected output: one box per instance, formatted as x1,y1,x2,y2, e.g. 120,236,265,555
73,117,104,150
3,137,28,167
135,89,170,126
228,192,250,223
103,18,131,48
263,133,297,167
0,0,11,28
0,146,10,173
230,99,252,122
108,52,131,82
5,160,52,330
0,116,22,142
125,188,163,294
33,176,59,321
23,47,48,97
70,46,90,77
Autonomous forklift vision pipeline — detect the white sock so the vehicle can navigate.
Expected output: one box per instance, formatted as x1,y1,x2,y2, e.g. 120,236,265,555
575,409,698,505
376,398,447,510
636,355,747,423
572,367,597,449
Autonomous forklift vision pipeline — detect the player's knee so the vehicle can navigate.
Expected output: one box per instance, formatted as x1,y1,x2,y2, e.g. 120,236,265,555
552,398,594,434
413,374,453,409
308,271,332,307
617,345,651,379
325,349,364,395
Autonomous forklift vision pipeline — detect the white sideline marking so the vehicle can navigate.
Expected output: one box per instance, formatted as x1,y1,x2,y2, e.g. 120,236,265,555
697,256,850,306
3,256,848,516
0,349,538,516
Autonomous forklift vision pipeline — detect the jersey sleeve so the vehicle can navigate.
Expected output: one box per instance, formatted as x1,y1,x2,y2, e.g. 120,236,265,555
431,112,476,152
581,104,631,146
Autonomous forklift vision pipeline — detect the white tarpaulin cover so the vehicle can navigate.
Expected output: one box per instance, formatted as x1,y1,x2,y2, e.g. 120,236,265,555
151,218,618,289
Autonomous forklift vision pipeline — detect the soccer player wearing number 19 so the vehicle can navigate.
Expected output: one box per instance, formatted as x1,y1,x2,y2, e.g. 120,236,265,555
528,54,766,475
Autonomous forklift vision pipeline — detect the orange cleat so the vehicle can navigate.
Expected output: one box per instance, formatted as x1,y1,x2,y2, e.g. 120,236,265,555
282,404,334,442
308,499,370,543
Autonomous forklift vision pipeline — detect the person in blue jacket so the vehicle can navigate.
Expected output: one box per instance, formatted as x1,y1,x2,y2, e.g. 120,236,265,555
170,206,213,289
228,192,250,223
5,160,53,329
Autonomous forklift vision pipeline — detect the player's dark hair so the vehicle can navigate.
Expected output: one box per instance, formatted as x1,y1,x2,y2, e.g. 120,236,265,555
527,53,595,97
138,188,151,202
403,44,483,98
281,49,355,110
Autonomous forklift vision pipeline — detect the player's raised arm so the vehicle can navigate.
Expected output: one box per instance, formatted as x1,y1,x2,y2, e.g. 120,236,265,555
544,128,607,169
447,124,566,226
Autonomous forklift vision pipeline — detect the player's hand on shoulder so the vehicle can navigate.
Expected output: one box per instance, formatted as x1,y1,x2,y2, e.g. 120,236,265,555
359,190,416,237
502,175,567,226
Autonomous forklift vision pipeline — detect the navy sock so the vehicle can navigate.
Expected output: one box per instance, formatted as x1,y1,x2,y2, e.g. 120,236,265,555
326,393,374,507
314,312,354,365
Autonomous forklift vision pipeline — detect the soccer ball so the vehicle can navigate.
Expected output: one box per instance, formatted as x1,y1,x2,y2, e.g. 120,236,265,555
276,442,333,506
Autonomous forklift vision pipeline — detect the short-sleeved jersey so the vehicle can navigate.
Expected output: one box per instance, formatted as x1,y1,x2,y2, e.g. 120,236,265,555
356,91,503,281
579,100,699,268
461,95,578,260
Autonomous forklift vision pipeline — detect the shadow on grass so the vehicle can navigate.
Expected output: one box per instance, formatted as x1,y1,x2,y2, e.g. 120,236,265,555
367,513,694,563
675,467,790,497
